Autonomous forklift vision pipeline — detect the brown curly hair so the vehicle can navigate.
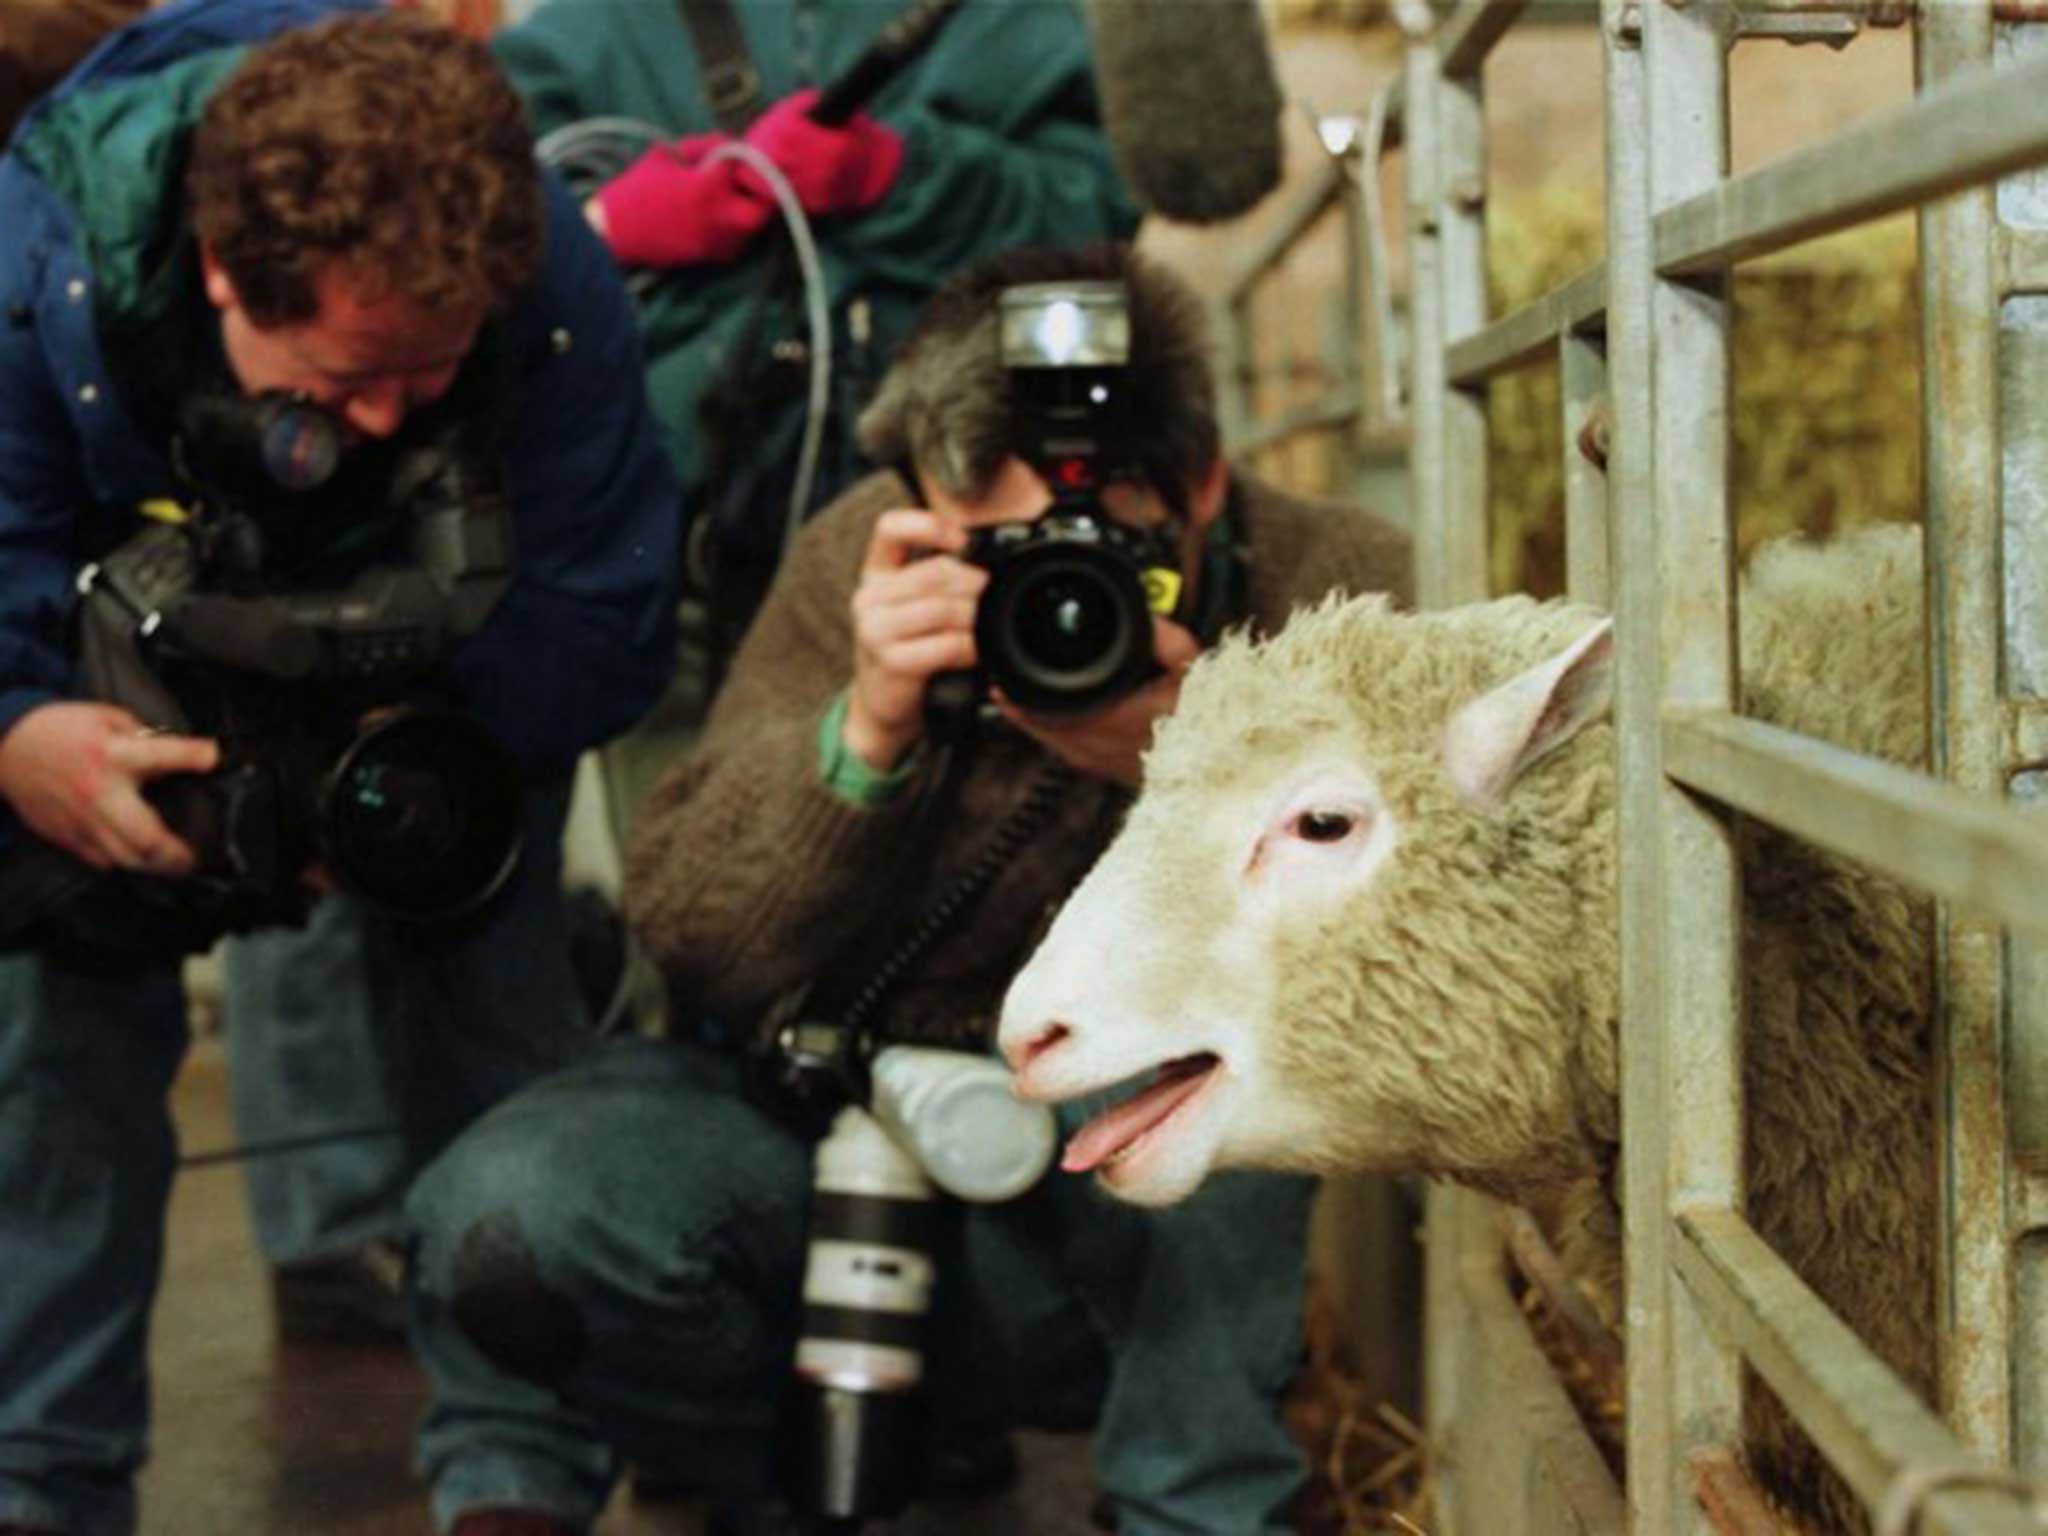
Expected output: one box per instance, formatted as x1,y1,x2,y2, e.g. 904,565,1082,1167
186,10,543,327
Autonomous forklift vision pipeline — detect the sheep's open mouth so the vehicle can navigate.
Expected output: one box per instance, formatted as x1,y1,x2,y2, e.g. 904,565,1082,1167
1060,1053,1223,1174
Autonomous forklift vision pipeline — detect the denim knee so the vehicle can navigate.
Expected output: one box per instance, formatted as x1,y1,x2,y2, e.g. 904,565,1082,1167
409,1120,586,1389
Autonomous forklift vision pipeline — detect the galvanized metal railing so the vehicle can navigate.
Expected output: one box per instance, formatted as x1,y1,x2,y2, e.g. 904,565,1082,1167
1383,1,2048,1532
1213,82,1410,509
1399,9,1638,1532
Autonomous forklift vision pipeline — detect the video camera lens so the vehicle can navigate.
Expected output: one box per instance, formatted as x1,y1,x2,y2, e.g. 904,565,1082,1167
967,511,1162,715
318,711,524,922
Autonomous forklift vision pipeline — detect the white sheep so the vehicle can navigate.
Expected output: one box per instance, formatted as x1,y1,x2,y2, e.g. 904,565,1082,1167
999,522,1934,1532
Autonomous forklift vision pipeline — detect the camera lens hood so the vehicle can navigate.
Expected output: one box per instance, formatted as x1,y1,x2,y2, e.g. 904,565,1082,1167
971,515,1159,714
317,711,524,922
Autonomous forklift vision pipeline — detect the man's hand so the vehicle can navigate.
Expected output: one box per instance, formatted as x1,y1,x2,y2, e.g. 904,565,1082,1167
996,616,1201,788
0,702,218,873
845,509,987,771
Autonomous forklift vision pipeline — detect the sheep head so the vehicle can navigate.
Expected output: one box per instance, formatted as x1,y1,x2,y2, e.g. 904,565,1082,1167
999,592,1623,1209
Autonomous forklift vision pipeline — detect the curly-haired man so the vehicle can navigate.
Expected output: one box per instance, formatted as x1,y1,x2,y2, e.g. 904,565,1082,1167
0,5,680,1532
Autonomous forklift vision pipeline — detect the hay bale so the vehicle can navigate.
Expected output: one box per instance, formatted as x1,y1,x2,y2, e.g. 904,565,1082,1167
1486,184,1921,596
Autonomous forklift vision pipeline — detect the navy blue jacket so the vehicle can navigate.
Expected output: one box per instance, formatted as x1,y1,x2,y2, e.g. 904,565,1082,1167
0,0,682,857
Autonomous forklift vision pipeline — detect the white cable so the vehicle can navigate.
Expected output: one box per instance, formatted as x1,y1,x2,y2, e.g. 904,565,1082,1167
534,115,665,205
534,117,835,557
700,138,832,554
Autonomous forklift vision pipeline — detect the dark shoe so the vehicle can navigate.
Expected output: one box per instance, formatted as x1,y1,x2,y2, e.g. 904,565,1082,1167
0,1524,62,1535
924,1421,1020,1498
449,1510,584,1536
271,1239,406,1345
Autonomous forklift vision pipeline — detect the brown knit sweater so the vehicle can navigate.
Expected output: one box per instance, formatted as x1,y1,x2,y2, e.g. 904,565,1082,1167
622,466,1412,1047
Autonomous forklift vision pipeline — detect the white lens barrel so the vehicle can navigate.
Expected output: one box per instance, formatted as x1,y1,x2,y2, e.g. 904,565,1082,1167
868,1045,1057,1203
799,1106,937,1393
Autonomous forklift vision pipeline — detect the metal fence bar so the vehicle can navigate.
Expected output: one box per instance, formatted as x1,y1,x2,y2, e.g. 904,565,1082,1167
1231,397,1362,460
1603,0,1690,1519
1336,150,1367,444
1662,712,2048,939
1622,4,1747,1535
1675,1209,2043,1536
1447,261,1608,386
1449,1194,1629,1536
1219,152,1350,301
1405,39,1453,611
1560,326,1611,609
2000,226,2048,294
1986,14,2048,1484
1439,0,1538,77
1403,15,1619,1534
1405,33,1468,1530
1916,2,2017,1466
1214,155,1348,466
1655,48,2048,275
1438,67,1490,603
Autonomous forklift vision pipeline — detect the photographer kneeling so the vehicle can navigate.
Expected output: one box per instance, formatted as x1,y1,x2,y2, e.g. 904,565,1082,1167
405,243,1411,1536
0,6,680,1533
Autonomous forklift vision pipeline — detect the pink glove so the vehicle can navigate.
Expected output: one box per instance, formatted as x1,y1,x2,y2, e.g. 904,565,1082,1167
593,133,776,268
742,88,904,218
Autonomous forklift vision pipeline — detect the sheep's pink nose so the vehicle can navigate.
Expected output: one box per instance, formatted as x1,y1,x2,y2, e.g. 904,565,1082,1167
1003,1020,1070,1077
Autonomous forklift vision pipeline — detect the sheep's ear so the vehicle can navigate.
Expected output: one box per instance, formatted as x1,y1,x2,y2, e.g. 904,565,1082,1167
1441,619,1614,810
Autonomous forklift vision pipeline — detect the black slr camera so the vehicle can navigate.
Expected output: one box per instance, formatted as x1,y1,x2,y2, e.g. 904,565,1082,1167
938,280,1186,720
57,392,527,940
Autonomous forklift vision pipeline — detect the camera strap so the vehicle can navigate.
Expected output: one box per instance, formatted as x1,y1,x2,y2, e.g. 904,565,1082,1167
677,0,766,134
1189,475,1254,647
833,757,1077,1047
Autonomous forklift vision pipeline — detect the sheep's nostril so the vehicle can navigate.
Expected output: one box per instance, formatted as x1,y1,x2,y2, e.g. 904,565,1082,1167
1008,1021,1071,1076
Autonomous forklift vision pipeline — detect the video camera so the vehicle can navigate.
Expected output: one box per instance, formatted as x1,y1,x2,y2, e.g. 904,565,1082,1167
933,280,1187,723
44,392,526,941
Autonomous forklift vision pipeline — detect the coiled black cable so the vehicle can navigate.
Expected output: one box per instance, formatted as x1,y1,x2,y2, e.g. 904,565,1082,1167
838,758,1076,1049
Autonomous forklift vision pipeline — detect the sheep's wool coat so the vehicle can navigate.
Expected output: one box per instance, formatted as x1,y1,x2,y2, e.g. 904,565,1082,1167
1142,522,1931,1532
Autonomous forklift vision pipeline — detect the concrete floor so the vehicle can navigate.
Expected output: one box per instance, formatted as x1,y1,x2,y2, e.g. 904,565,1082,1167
141,1037,1104,1536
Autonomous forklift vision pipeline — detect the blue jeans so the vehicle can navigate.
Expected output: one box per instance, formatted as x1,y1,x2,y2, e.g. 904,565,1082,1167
221,894,408,1263
0,777,590,1536
408,1038,1312,1536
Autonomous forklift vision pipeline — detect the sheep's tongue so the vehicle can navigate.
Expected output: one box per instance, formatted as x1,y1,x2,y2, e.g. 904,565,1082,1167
1061,1061,1213,1174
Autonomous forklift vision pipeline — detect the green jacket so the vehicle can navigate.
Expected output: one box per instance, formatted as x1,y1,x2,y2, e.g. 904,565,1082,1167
494,0,1141,558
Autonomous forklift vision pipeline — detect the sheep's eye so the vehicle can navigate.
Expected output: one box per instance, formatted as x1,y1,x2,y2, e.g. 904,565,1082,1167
1292,810,1356,844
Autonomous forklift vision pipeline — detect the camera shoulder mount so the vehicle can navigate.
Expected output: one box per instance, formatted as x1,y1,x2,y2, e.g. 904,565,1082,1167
77,444,515,687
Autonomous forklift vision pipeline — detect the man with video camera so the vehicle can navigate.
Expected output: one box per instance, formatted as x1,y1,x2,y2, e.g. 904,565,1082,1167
402,242,1410,1536
0,4,680,1531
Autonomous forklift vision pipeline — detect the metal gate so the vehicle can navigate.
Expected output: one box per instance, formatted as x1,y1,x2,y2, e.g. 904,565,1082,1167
1219,2,2048,1530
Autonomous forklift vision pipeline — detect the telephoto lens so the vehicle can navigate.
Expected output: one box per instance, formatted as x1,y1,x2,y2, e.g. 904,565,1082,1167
788,1105,940,1521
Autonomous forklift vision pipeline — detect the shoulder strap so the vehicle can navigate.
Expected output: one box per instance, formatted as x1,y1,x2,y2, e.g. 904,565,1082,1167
677,0,766,135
